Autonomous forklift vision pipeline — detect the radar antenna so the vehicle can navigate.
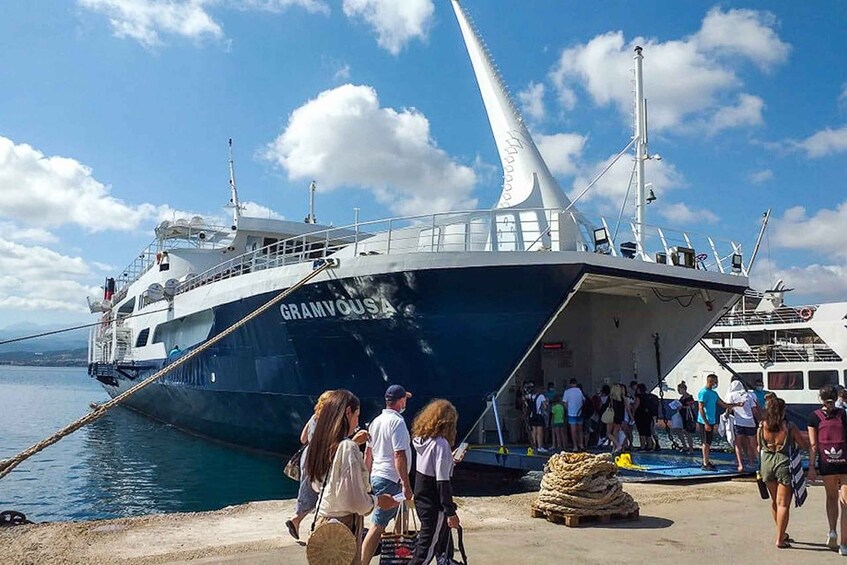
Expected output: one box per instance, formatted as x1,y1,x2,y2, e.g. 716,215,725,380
227,138,244,230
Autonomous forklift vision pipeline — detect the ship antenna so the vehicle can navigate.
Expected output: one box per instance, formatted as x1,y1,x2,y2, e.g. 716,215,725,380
304,181,317,224
228,138,244,230
633,46,648,258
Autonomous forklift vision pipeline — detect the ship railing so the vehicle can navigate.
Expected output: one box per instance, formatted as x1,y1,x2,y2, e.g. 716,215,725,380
175,207,745,296
712,345,842,364
111,223,231,305
715,305,820,327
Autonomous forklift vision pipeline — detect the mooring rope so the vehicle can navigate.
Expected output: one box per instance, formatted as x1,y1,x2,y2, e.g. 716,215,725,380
534,452,639,517
0,262,333,480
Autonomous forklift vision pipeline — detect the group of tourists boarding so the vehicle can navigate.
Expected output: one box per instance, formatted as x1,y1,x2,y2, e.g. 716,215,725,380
697,373,847,553
525,379,596,453
286,385,462,565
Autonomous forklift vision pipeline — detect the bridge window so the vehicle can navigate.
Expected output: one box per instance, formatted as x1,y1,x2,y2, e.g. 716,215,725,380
767,371,803,390
135,328,150,347
809,370,839,389
736,372,762,388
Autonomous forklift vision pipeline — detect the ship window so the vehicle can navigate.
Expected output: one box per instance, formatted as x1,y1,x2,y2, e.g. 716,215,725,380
117,297,136,315
809,370,839,389
135,328,150,347
767,371,803,390
736,372,762,388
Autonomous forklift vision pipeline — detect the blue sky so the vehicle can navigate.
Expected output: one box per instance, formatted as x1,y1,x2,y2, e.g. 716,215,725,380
1,0,846,329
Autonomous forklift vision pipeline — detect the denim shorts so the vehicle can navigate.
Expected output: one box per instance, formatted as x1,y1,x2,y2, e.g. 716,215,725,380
371,476,402,527
567,416,581,425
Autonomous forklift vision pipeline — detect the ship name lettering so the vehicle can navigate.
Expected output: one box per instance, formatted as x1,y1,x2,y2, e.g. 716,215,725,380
279,297,397,321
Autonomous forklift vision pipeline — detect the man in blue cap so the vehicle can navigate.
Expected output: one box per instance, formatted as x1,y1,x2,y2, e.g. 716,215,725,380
361,384,413,564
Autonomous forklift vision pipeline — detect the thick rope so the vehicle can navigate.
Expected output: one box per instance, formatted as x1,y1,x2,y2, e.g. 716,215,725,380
533,452,639,517
0,262,333,480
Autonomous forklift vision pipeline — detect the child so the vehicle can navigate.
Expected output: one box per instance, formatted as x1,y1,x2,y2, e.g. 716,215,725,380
551,395,567,451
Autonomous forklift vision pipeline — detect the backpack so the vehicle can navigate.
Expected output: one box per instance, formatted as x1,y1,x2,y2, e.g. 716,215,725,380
526,394,540,417
816,408,847,467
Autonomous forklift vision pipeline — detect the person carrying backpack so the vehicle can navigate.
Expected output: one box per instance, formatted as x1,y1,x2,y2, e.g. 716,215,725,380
808,384,847,554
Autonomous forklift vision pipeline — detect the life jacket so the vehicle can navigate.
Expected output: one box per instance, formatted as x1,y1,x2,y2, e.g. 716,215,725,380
816,408,847,466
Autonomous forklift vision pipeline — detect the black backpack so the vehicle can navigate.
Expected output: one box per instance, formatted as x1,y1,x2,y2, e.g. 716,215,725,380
580,393,595,418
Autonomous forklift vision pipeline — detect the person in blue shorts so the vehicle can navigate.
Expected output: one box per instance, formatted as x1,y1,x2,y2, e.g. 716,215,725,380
698,374,741,471
563,379,585,451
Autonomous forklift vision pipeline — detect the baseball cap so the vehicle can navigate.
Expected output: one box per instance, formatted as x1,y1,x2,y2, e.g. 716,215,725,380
385,384,412,401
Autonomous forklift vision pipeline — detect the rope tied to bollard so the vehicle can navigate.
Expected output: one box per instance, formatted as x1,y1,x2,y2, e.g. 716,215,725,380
0,261,334,481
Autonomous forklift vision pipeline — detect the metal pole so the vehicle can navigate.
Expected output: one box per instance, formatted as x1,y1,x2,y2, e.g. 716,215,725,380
489,392,508,454
633,47,647,257
747,209,771,274
354,207,360,256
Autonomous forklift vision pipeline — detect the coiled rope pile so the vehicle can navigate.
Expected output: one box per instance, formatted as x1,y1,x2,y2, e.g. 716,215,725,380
533,452,639,517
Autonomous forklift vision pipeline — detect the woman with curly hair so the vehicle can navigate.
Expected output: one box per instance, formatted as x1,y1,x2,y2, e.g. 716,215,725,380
409,399,460,565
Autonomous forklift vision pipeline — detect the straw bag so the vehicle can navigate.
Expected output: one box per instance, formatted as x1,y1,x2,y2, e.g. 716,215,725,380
306,474,357,565
284,444,306,481
601,404,614,425
380,503,418,564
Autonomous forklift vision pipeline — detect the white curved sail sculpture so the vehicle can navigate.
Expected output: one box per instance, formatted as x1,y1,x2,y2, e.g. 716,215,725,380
451,0,590,251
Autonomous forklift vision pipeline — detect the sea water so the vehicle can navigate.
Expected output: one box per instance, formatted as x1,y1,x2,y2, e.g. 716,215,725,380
0,366,297,522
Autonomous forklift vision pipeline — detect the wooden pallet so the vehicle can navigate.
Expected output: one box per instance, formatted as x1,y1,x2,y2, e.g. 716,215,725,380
530,506,639,527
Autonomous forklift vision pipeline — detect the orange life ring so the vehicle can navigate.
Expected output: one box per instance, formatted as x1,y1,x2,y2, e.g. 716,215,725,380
799,307,813,321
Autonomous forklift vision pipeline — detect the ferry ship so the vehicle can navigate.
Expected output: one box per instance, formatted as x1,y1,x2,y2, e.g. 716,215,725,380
663,281,847,421
87,1,749,454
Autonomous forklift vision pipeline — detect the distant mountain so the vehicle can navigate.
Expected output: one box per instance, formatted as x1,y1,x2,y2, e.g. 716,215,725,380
0,322,90,354
0,347,88,367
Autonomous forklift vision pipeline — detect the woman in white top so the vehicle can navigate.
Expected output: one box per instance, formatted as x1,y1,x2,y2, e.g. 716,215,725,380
727,378,758,472
304,390,398,565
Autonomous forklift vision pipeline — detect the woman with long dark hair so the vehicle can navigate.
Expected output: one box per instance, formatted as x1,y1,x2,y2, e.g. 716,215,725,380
409,399,460,565
807,384,847,553
304,390,398,565
758,396,806,549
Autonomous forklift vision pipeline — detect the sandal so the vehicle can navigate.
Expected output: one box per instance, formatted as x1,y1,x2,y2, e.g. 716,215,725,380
776,541,791,549
285,519,299,540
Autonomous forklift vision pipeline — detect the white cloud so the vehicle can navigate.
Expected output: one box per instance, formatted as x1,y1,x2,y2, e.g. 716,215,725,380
535,133,586,177
333,63,352,81
788,124,847,158
78,0,224,48
771,201,847,259
748,169,774,184
706,94,764,136
78,0,328,48
0,239,100,312
517,82,546,122
241,200,284,219
749,258,847,302
657,202,719,225
265,84,477,216
694,7,790,72
0,222,58,244
342,0,434,56
840,83,847,104
0,136,160,232
549,7,788,133
568,150,684,213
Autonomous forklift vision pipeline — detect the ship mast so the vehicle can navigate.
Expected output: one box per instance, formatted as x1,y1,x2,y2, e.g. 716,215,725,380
228,138,243,230
633,46,648,258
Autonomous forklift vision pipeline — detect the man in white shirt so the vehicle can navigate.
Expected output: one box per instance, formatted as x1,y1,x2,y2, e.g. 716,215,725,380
563,379,585,451
361,384,413,564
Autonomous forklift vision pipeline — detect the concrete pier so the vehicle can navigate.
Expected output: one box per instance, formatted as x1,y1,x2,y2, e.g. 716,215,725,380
0,482,839,564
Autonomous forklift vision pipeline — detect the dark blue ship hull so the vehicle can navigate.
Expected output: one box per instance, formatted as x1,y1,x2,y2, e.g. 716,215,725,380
91,263,585,454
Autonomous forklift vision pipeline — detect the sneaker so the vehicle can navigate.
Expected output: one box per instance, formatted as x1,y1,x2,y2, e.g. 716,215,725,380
829,531,839,550
702,463,718,471
537,447,549,454
839,544,847,556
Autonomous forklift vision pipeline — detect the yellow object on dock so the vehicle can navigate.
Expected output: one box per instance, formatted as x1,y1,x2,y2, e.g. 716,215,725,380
614,453,646,471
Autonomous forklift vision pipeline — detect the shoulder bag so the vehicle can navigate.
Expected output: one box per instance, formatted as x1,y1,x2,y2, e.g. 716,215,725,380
283,444,307,482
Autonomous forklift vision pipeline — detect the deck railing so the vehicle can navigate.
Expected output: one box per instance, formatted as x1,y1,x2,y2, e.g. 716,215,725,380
715,305,820,327
712,344,842,364
173,207,745,297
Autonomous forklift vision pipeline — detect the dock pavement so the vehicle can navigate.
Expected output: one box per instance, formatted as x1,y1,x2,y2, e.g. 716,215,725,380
0,481,841,564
